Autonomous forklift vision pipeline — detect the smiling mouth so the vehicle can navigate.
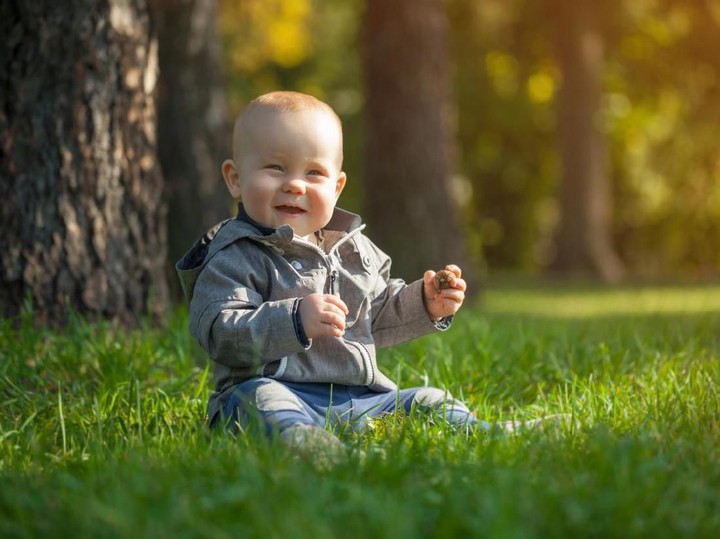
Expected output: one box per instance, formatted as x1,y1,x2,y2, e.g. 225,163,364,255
275,205,306,215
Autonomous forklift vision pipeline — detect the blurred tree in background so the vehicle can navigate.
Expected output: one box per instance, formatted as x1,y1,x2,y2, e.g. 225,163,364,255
361,0,470,282
154,0,230,291
549,0,624,282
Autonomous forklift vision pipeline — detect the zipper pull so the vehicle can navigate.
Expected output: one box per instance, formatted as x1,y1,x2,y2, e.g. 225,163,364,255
329,269,339,296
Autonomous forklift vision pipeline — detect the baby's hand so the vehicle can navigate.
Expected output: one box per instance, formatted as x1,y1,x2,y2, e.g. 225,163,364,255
299,293,349,339
423,264,466,320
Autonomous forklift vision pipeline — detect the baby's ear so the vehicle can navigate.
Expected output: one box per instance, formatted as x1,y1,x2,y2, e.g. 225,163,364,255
221,159,242,199
334,171,347,200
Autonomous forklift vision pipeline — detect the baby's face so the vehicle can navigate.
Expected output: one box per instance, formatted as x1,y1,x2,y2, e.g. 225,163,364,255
236,108,346,240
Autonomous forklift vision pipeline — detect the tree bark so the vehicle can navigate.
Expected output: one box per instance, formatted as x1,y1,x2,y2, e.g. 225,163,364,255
0,0,168,326
549,0,624,282
154,0,230,294
361,0,471,284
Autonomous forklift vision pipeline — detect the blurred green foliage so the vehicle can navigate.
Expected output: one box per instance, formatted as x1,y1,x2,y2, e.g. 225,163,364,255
218,0,720,277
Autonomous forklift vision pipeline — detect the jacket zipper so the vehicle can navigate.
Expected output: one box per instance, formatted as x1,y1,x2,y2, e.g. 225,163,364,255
294,225,366,296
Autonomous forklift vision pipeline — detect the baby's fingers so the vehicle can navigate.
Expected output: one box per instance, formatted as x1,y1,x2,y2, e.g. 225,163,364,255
320,307,346,331
438,287,465,304
324,294,349,315
442,264,462,279
448,277,467,292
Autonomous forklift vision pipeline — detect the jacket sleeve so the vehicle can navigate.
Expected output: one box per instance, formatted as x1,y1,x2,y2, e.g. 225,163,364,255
188,243,309,369
366,239,451,349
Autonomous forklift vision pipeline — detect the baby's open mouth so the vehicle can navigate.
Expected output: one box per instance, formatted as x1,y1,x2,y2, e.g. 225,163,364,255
276,205,306,215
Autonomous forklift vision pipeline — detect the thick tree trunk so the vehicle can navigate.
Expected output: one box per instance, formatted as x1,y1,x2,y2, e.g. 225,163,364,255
549,0,624,282
0,0,168,326
154,0,230,293
361,0,470,284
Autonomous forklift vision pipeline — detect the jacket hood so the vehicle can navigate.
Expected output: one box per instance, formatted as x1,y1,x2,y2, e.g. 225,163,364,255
175,203,363,304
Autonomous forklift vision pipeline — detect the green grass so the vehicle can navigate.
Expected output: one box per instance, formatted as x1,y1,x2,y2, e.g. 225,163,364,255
2,283,720,538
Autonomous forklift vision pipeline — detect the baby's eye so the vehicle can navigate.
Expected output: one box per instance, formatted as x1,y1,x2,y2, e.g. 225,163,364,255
265,164,283,172
307,169,326,177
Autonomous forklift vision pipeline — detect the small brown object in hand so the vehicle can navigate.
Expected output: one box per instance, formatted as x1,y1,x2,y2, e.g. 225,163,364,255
433,269,455,291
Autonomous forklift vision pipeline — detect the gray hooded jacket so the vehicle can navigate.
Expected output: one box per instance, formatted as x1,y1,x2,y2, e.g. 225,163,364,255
176,205,450,421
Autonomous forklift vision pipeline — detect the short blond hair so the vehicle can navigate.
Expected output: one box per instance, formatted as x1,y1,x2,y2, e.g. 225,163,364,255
232,91,343,164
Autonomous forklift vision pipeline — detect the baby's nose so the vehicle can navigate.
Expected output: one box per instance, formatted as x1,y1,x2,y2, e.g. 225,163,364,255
283,178,306,194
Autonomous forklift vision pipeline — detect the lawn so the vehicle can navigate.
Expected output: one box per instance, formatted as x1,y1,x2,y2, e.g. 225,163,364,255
2,282,720,538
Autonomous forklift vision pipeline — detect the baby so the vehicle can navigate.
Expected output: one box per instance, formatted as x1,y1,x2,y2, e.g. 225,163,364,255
177,91,526,464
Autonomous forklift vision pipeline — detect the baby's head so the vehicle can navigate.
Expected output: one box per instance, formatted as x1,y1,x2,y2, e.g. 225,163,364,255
222,91,346,240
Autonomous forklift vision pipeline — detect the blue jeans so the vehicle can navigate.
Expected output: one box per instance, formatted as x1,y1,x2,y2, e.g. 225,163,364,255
214,377,488,434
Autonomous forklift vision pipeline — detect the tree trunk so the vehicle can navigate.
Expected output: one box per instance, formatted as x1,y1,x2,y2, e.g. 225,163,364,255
549,0,624,282
0,0,168,326
361,0,471,284
154,0,230,295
